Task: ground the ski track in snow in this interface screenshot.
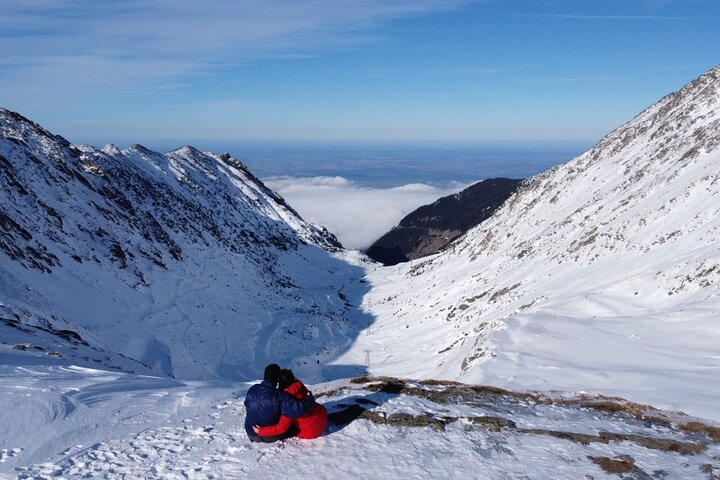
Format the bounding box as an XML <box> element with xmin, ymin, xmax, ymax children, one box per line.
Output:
<box><xmin>254</xmin><ymin>311</ymin><xmax>291</xmax><ymax>369</ymax></box>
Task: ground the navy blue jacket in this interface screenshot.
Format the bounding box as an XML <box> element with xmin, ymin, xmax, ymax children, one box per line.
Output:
<box><xmin>244</xmin><ymin>380</ymin><xmax>315</xmax><ymax>437</ymax></box>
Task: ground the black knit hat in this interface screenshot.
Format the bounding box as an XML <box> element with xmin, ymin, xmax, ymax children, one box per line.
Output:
<box><xmin>279</xmin><ymin>369</ymin><xmax>296</xmax><ymax>390</ymax></box>
<box><xmin>264</xmin><ymin>363</ymin><xmax>281</xmax><ymax>383</ymax></box>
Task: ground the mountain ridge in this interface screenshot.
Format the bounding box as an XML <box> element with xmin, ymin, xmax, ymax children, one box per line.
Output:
<box><xmin>337</xmin><ymin>64</ymin><xmax>720</xmax><ymax>420</ymax></box>
<box><xmin>0</xmin><ymin>107</ymin><xmax>368</xmax><ymax>382</ymax></box>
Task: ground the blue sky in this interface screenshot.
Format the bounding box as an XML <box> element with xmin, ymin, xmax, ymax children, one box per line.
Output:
<box><xmin>1</xmin><ymin>0</ymin><xmax>718</xmax><ymax>147</ymax></box>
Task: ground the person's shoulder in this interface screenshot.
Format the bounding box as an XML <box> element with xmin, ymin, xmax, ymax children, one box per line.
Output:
<box><xmin>246</xmin><ymin>381</ymin><xmax>269</xmax><ymax>397</ymax></box>
<box><xmin>285</xmin><ymin>381</ymin><xmax>306</xmax><ymax>396</ymax></box>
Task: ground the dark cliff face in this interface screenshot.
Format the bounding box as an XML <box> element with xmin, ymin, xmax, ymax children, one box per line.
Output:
<box><xmin>365</xmin><ymin>178</ymin><xmax>523</xmax><ymax>265</ymax></box>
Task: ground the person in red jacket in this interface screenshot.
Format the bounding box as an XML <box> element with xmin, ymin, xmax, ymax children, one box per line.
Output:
<box><xmin>253</xmin><ymin>369</ymin><xmax>327</xmax><ymax>440</ymax></box>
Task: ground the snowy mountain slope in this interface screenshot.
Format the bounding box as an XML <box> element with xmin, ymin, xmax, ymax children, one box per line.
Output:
<box><xmin>0</xmin><ymin>302</ymin><xmax>157</xmax><ymax>376</ymax></box>
<box><xmin>0</xmin><ymin>108</ymin><xmax>372</xmax><ymax>382</ymax></box>
<box><xmin>3</xmin><ymin>370</ymin><xmax>719</xmax><ymax>479</ymax></box>
<box><xmin>337</xmin><ymin>65</ymin><xmax>720</xmax><ymax>420</ymax></box>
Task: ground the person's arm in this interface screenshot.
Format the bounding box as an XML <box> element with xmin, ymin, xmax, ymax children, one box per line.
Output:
<box><xmin>280</xmin><ymin>391</ymin><xmax>315</xmax><ymax>418</ymax></box>
<box><xmin>301</xmin><ymin>393</ymin><xmax>315</xmax><ymax>412</ymax></box>
<box><xmin>256</xmin><ymin>415</ymin><xmax>293</xmax><ymax>437</ymax></box>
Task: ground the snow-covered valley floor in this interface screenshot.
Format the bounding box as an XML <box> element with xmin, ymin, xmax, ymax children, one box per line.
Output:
<box><xmin>2</xmin><ymin>364</ymin><xmax>719</xmax><ymax>479</ymax></box>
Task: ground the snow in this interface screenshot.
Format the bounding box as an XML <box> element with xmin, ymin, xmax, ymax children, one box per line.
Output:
<box><xmin>3</xmin><ymin>370</ymin><xmax>719</xmax><ymax>479</ymax></box>
<box><xmin>0</xmin><ymin>364</ymin><xmax>239</xmax><ymax>477</ymax></box>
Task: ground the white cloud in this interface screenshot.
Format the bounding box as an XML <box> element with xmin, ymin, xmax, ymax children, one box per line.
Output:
<box><xmin>265</xmin><ymin>176</ymin><xmax>469</xmax><ymax>250</ymax></box>
<box><xmin>0</xmin><ymin>0</ymin><xmax>469</xmax><ymax>100</ymax></box>
<box><xmin>516</xmin><ymin>13</ymin><xmax>687</xmax><ymax>21</ymax></box>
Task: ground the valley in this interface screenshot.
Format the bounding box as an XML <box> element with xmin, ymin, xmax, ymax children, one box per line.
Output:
<box><xmin>1</xmin><ymin>64</ymin><xmax>720</xmax><ymax>478</ymax></box>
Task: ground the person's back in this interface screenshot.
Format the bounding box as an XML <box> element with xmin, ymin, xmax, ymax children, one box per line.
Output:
<box><xmin>284</xmin><ymin>380</ymin><xmax>328</xmax><ymax>439</ymax></box>
<box><xmin>244</xmin><ymin>380</ymin><xmax>283</xmax><ymax>437</ymax></box>
<box><xmin>244</xmin><ymin>364</ymin><xmax>315</xmax><ymax>442</ymax></box>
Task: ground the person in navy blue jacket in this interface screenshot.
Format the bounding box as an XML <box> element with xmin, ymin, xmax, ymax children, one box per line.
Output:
<box><xmin>244</xmin><ymin>363</ymin><xmax>316</xmax><ymax>442</ymax></box>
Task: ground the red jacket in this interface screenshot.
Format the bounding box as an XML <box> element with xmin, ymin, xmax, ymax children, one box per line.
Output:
<box><xmin>257</xmin><ymin>381</ymin><xmax>327</xmax><ymax>439</ymax></box>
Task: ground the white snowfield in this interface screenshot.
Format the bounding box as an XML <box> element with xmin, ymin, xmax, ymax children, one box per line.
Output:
<box><xmin>1</xmin><ymin>64</ymin><xmax>720</xmax><ymax>477</ymax></box>
<box><xmin>2</xmin><ymin>368</ymin><xmax>719</xmax><ymax>479</ymax></box>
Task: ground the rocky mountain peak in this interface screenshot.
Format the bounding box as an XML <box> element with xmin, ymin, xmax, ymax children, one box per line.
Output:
<box><xmin>170</xmin><ymin>145</ymin><xmax>202</xmax><ymax>157</ymax></box>
<box><xmin>101</xmin><ymin>144</ymin><xmax>123</xmax><ymax>157</ymax></box>
<box><xmin>585</xmin><ymin>63</ymin><xmax>720</xmax><ymax>168</ymax></box>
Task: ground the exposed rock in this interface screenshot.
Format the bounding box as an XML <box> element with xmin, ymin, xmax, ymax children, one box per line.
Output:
<box><xmin>366</xmin><ymin>177</ymin><xmax>522</xmax><ymax>265</ymax></box>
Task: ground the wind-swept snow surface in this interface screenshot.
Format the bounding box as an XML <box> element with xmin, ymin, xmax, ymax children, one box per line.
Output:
<box><xmin>3</xmin><ymin>371</ymin><xmax>719</xmax><ymax>479</ymax></box>
<box><xmin>340</xmin><ymin>65</ymin><xmax>720</xmax><ymax>421</ymax></box>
